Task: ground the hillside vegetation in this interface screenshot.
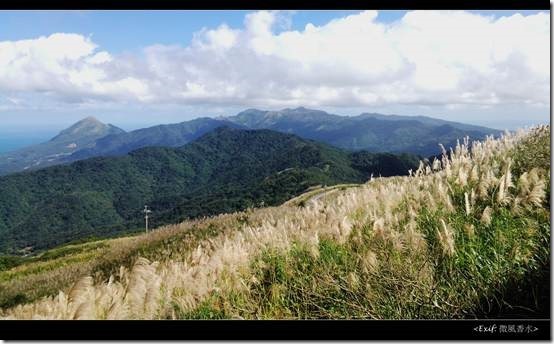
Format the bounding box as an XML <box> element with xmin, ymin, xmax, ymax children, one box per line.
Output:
<box><xmin>67</xmin><ymin>117</ymin><xmax>245</xmax><ymax>161</ymax></box>
<box><xmin>227</xmin><ymin>107</ymin><xmax>501</xmax><ymax>155</ymax></box>
<box><xmin>0</xmin><ymin>108</ymin><xmax>498</xmax><ymax>176</ymax></box>
<box><xmin>0</xmin><ymin>127</ymin><xmax>419</xmax><ymax>254</ymax></box>
<box><xmin>0</xmin><ymin>125</ymin><xmax>549</xmax><ymax>319</ymax></box>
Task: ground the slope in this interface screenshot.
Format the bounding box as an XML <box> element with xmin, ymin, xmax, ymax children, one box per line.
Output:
<box><xmin>0</xmin><ymin>127</ymin><xmax>420</xmax><ymax>254</ymax></box>
<box><xmin>0</xmin><ymin>125</ymin><xmax>548</xmax><ymax>319</ymax></box>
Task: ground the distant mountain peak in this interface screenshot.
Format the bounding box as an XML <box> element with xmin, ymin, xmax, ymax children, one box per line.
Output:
<box><xmin>235</xmin><ymin>107</ymin><xmax>323</xmax><ymax>119</ymax></box>
<box><xmin>0</xmin><ymin>116</ymin><xmax>126</xmax><ymax>175</ymax></box>
<box><xmin>64</xmin><ymin>116</ymin><xmax>106</xmax><ymax>132</ymax></box>
<box><xmin>50</xmin><ymin>116</ymin><xmax>125</xmax><ymax>144</ymax></box>
<box><xmin>81</xmin><ymin>115</ymin><xmax>101</xmax><ymax>123</ymax></box>
<box><xmin>289</xmin><ymin>106</ymin><xmax>313</xmax><ymax>112</ymax></box>
<box><xmin>280</xmin><ymin>106</ymin><xmax>323</xmax><ymax>113</ymax></box>
<box><xmin>236</xmin><ymin>108</ymin><xmax>265</xmax><ymax>116</ymax></box>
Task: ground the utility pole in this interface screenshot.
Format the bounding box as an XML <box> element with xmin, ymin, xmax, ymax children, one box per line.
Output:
<box><xmin>143</xmin><ymin>205</ymin><xmax>152</xmax><ymax>232</ymax></box>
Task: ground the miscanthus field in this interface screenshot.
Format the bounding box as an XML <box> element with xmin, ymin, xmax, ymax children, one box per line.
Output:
<box><xmin>0</xmin><ymin>126</ymin><xmax>550</xmax><ymax>319</ymax></box>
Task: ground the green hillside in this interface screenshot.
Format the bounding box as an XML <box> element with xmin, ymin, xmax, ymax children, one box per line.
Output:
<box><xmin>0</xmin><ymin>127</ymin><xmax>419</xmax><ymax>254</ymax></box>
<box><xmin>67</xmin><ymin>117</ymin><xmax>245</xmax><ymax>161</ymax></box>
<box><xmin>0</xmin><ymin>126</ymin><xmax>548</xmax><ymax>319</ymax></box>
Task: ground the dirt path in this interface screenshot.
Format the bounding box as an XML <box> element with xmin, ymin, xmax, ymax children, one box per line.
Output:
<box><xmin>306</xmin><ymin>188</ymin><xmax>339</xmax><ymax>205</ymax></box>
<box><xmin>284</xmin><ymin>183</ymin><xmax>360</xmax><ymax>207</ymax></box>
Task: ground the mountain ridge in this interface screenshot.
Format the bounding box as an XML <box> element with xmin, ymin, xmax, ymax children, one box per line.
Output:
<box><xmin>0</xmin><ymin>108</ymin><xmax>500</xmax><ymax>176</ymax></box>
<box><xmin>225</xmin><ymin>107</ymin><xmax>502</xmax><ymax>154</ymax></box>
<box><xmin>68</xmin><ymin>117</ymin><xmax>245</xmax><ymax>160</ymax></box>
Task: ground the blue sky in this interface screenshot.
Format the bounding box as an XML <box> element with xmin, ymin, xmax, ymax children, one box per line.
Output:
<box><xmin>0</xmin><ymin>10</ymin><xmax>550</xmax><ymax>138</ymax></box>
<box><xmin>0</xmin><ymin>10</ymin><xmax>378</xmax><ymax>54</ymax></box>
<box><xmin>0</xmin><ymin>10</ymin><xmax>545</xmax><ymax>53</ymax></box>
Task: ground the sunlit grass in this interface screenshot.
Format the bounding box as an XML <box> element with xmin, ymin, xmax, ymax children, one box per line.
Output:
<box><xmin>0</xmin><ymin>126</ymin><xmax>549</xmax><ymax>319</ymax></box>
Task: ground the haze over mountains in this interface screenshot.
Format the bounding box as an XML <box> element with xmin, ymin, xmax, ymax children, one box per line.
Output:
<box><xmin>0</xmin><ymin>127</ymin><xmax>420</xmax><ymax>253</ymax></box>
<box><xmin>0</xmin><ymin>108</ymin><xmax>501</xmax><ymax>176</ymax></box>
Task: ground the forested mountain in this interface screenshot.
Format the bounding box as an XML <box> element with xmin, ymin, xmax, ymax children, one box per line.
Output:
<box><xmin>67</xmin><ymin>117</ymin><xmax>245</xmax><ymax>161</ymax></box>
<box><xmin>0</xmin><ymin>127</ymin><xmax>420</xmax><ymax>254</ymax></box>
<box><xmin>0</xmin><ymin>108</ymin><xmax>499</xmax><ymax>176</ymax></box>
<box><xmin>225</xmin><ymin>107</ymin><xmax>502</xmax><ymax>155</ymax></box>
<box><xmin>0</xmin><ymin>117</ymin><xmax>124</xmax><ymax>175</ymax></box>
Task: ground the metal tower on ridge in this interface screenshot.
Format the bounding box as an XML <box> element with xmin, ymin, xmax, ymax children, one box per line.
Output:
<box><xmin>143</xmin><ymin>205</ymin><xmax>152</xmax><ymax>232</ymax></box>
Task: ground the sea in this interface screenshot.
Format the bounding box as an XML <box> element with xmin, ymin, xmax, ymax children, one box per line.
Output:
<box><xmin>0</xmin><ymin>131</ymin><xmax>57</xmax><ymax>154</ymax></box>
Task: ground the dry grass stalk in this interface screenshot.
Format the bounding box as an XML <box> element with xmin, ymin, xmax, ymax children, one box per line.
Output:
<box><xmin>1</xmin><ymin>126</ymin><xmax>548</xmax><ymax>320</ymax></box>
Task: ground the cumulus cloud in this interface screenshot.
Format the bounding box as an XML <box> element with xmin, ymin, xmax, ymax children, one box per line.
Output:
<box><xmin>0</xmin><ymin>33</ymin><xmax>150</xmax><ymax>103</ymax></box>
<box><xmin>0</xmin><ymin>10</ymin><xmax>549</xmax><ymax>109</ymax></box>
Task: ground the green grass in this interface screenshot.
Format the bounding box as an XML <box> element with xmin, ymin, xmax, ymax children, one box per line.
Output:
<box><xmin>1</xmin><ymin>127</ymin><xmax>549</xmax><ymax>320</ymax></box>
<box><xmin>171</xmin><ymin>128</ymin><xmax>551</xmax><ymax>319</ymax></box>
<box><xmin>178</xmin><ymin>196</ymin><xmax>549</xmax><ymax>320</ymax></box>
<box><xmin>0</xmin><ymin>211</ymin><xmax>252</xmax><ymax>311</ymax></box>
<box><xmin>173</xmin><ymin>296</ymin><xmax>229</xmax><ymax>319</ymax></box>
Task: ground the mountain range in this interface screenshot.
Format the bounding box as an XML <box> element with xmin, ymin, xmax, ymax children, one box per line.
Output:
<box><xmin>225</xmin><ymin>107</ymin><xmax>501</xmax><ymax>154</ymax></box>
<box><xmin>68</xmin><ymin>117</ymin><xmax>245</xmax><ymax>160</ymax></box>
<box><xmin>0</xmin><ymin>127</ymin><xmax>420</xmax><ymax>254</ymax></box>
<box><xmin>0</xmin><ymin>108</ymin><xmax>501</xmax><ymax>176</ymax></box>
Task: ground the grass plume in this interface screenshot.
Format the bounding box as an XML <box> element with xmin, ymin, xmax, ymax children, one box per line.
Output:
<box><xmin>0</xmin><ymin>126</ymin><xmax>549</xmax><ymax>320</ymax></box>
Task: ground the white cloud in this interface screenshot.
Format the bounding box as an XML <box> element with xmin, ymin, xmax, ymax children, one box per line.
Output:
<box><xmin>0</xmin><ymin>33</ymin><xmax>149</xmax><ymax>102</ymax></box>
<box><xmin>0</xmin><ymin>10</ymin><xmax>549</xmax><ymax>110</ymax></box>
